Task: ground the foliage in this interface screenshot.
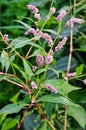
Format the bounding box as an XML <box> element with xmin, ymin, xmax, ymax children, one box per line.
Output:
<box><xmin>0</xmin><ymin>0</ymin><xmax>86</xmax><ymax>130</ymax></box>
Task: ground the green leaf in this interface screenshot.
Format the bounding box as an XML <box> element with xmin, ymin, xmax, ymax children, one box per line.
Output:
<box><xmin>12</xmin><ymin>63</ymin><xmax>28</xmax><ymax>80</ymax></box>
<box><xmin>23</xmin><ymin>59</ymin><xmax>33</xmax><ymax>81</ymax></box>
<box><xmin>10</xmin><ymin>37</ymin><xmax>41</xmax><ymax>50</ymax></box>
<box><xmin>1</xmin><ymin>116</ymin><xmax>20</xmax><ymax>130</ymax></box>
<box><xmin>0</xmin><ymin>114</ymin><xmax>7</xmax><ymax>124</ymax></box>
<box><xmin>43</xmin><ymin>29</ymin><xmax>57</xmax><ymax>35</ymax></box>
<box><xmin>42</xmin><ymin>79</ymin><xmax>80</xmax><ymax>95</ymax></box>
<box><xmin>35</xmin><ymin>68</ymin><xmax>46</xmax><ymax>75</ymax></box>
<box><xmin>76</xmin><ymin>64</ymin><xmax>84</xmax><ymax>76</ymax></box>
<box><xmin>30</xmin><ymin>48</ymin><xmax>45</xmax><ymax>57</ymax></box>
<box><xmin>10</xmin><ymin>91</ymin><xmax>21</xmax><ymax>103</ymax></box>
<box><xmin>0</xmin><ymin>103</ymin><xmax>26</xmax><ymax>114</ymax></box>
<box><xmin>14</xmin><ymin>20</ymin><xmax>31</xmax><ymax>29</ymax></box>
<box><xmin>38</xmin><ymin>94</ymin><xmax>74</xmax><ymax>106</ymax></box>
<box><xmin>0</xmin><ymin>50</ymin><xmax>7</xmax><ymax>70</ymax></box>
<box><xmin>67</xmin><ymin>105</ymin><xmax>86</xmax><ymax>129</ymax></box>
<box><xmin>0</xmin><ymin>51</ymin><xmax>15</xmax><ymax>72</ymax></box>
<box><xmin>76</xmin><ymin>3</ymin><xmax>86</xmax><ymax>13</ymax></box>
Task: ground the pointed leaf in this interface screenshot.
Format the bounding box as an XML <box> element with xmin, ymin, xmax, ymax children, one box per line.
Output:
<box><xmin>0</xmin><ymin>103</ymin><xmax>26</xmax><ymax>114</ymax></box>
<box><xmin>12</xmin><ymin>63</ymin><xmax>28</xmax><ymax>80</ymax></box>
<box><xmin>35</xmin><ymin>68</ymin><xmax>46</xmax><ymax>75</ymax></box>
<box><xmin>76</xmin><ymin>64</ymin><xmax>84</xmax><ymax>76</ymax></box>
<box><xmin>0</xmin><ymin>114</ymin><xmax>7</xmax><ymax>124</ymax></box>
<box><xmin>23</xmin><ymin>59</ymin><xmax>33</xmax><ymax>81</ymax></box>
<box><xmin>10</xmin><ymin>37</ymin><xmax>41</xmax><ymax>50</ymax></box>
<box><xmin>10</xmin><ymin>91</ymin><xmax>20</xmax><ymax>103</ymax></box>
<box><xmin>38</xmin><ymin>94</ymin><xmax>74</xmax><ymax>106</ymax></box>
<box><xmin>42</xmin><ymin>79</ymin><xmax>80</xmax><ymax>95</ymax></box>
<box><xmin>67</xmin><ymin>105</ymin><xmax>86</xmax><ymax>129</ymax></box>
<box><xmin>1</xmin><ymin>116</ymin><xmax>20</xmax><ymax>130</ymax></box>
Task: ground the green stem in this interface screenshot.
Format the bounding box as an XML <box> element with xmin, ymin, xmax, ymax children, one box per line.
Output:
<box><xmin>40</xmin><ymin>0</ymin><xmax>54</xmax><ymax>31</ymax></box>
<box><xmin>54</xmin><ymin>20</ymin><xmax>61</xmax><ymax>44</ymax></box>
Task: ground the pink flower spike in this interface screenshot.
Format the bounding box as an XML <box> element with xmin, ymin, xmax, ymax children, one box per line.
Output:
<box><xmin>3</xmin><ymin>34</ymin><xmax>9</xmax><ymax>43</ymax></box>
<box><xmin>55</xmin><ymin>37</ymin><xmax>67</xmax><ymax>52</ymax></box>
<box><xmin>67</xmin><ymin>72</ymin><xmax>76</xmax><ymax>77</ymax></box>
<box><xmin>83</xmin><ymin>79</ymin><xmax>86</xmax><ymax>85</ymax></box>
<box><xmin>50</xmin><ymin>7</ymin><xmax>56</xmax><ymax>14</ymax></box>
<box><xmin>34</xmin><ymin>13</ymin><xmax>41</xmax><ymax>20</ymax></box>
<box><xmin>32</xmin><ymin>66</ymin><xmax>37</xmax><ymax>72</ymax></box>
<box><xmin>46</xmin><ymin>84</ymin><xmax>58</xmax><ymax>94</ymax></box>
<box><xmin>27</xmin><ymin>4</ymin><xmax>39</xmax><ymax>13</ymax></box>
<box><xmin>25</xmin><ymin>28</ymin><xmax>37</xmax><ymax>36</ymax></box>
<box><xmin>56</xmin><ymin>9</ymin><xmax>67</xmax><ymax>21</ymax></box>
<box><xmin>31</xmin><ymin>81</ymin><xmax>37</xmax><ymax>89</ymax></box>
<box><xmin>38</xmin><ymin>32</ymin><xmax>53</xmax><ymax>47</ymax></box>
<box><xmin>36</xmin><ymin>54</ymin><xmax>45</xmax><ymax>67</ymax></box>
<box><xmin>64</xmin><ymin>72</ymin><xmax>76</xmax><ymax>81</ymax></box>
<box><xmin>66</xmin><ymin>18</ymin><xmax>84</xmax><ymax>27</ymax></box>
<box><xmin>45</xmin><ymin>55</ymin><xmax>53</xmax><ymax>64</ymax></box>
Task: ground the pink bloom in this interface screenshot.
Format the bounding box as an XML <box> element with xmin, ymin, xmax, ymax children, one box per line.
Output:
<box><xmin>56</xmin><ymin>9</ymin><xmax>67</xmax><ymax>21</ymax></box>
<box><xmin>67</xmin><ymin>72</ymin><xmax>76</xmax><ymax>77</ymax></box>
<box><xmin>55</xmin><ymin>37</ymin><xmax>67</xmax><ymax>52</ymax></box>
<box><xmin>64</xmin><ymin>72</ymin><xmax>76</xmax><ymax>80</ymax></box>
<box><xmin>3</xmin><ymin>34</ymin><xmax>9</xmax><ymax>43</ymax></box>
<box><xmin>34</xmin><ymin>13</ymin><xmax>41</xmax><ymax>20</ymax></box>
<box><xmin>31</xmin><ymin>81</ymin><xmax>37</xmax><ymax>89</ymax></box>
<box><xmin>83</xmin><ymin>79</ymin><xmax>86</xmax><ymax>85</ymax></box>
<box><xmin>66</xmin><ymin>18</ymin><xmax>84</xmax><ymax>27</ymax></box>
<box><xmin>27</xmin><ymin>4</ymin><xmax>39</xmax><ymax>13</ymax></box>
<box><xmin>46</xmin><ymin>84</ymin><xmax>58</xmax><ymax>94</ymax></box>
<box><xmin>32</xmin><ymin>66</ymin><xmax>37</xmax><ymax>72</ymax></box>
<box><xmin>36</xmin><ymin>54</ymin><xmax>45</xmax><ymax>67</ymax></box>
<box><xmin>45</xmin><ymin>55</ymin><xmax>53</xmax><ymax>64</ymax></box>
<box><xmin>25</xmin><ymin>28</ymin><xmax>37</xmax><ymax>36</ymax></box>
<box><xmin>50</xmin><ymin>7</ymin><xmax>56</xmax><ymax>14</ymax></box>
<box><xmin>38</xmin><ymin>31</ymin><xmax>53</xmax><ymax>47</ymax></box>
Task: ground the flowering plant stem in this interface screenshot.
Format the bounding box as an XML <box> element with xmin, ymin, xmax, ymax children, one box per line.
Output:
<box><xmin>16</xmin><ymin>95</ymin><xmax>56</xmax><ymax>130</ymax></box>
<box><xmin>64</xmin><ymin>13</ymin><xmax>73</xmax><ymax>130</ymax></box>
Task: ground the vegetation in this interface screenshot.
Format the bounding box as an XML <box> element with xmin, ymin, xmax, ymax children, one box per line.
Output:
<box><xmin>0</xmin><ymin>0</ymin><xmax>86</xmax><ymax>130</ymax></box>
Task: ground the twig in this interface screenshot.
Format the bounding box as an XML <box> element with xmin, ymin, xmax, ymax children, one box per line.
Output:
<box><xmin>35</xmin><ymin>100</ymin><xmax>56</xmax><ymax>130</ymax></box>
<box><xmin>3</xmin><ymin>77</ymin><xmax>29</xmax><ymax>91</ymax></box>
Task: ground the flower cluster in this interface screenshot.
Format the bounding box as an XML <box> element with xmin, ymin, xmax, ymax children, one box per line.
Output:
<box><xmin>39</xmin><ymin>31</ymin><xmax>53</xmax><ymax>47</ymax></box>
<box><xmin>45</xmin><ymin>84</ymin><xmax>58</xmax><ymax>94</ymax></box>
<box><xmin>66</xmin><ymin>18</ymin><xmax>84</xmax><ymax>28</ymax></box>
<box><xmin>3</xmin><ymin>34</ymin><xmax>9</xmax><ymax>43</ymax></box>
<box><xmin>55</xmin><ymin>37</ymin><xmax>67</xmax><ymax>52</ymax></box>
<box><xmin>32</xmin><ymin>66</ymin><xmax>37</xmax><ymax>72</ymax></box>
<box><xmin>36</xmin><ymin>54</ymin><xmax>53</xmax><ymax>67</ymax></box>
<box><xmin>64</xmin><ymin>72</ymin><xmax>76</xmax><ymax>80</ymax></box>
<box><xmin>27</xmin><ymin>4</ymin><xmax>41</xmax><ymax>20</ymax></box>
<box><xmin>36</xmin><ymin>54</ymin><xmax>45</xmax><ymax>67</ymax></box>
<box><xmin>83</xmin><ymin>79</ymin><xmax>86</xmax><ymax>85</ymax></box>
<box><xmin>31</xmin><ymin>81</ymin><xmax>37</xmax><ymax>89</ymax></box>
<box><xmin>45</xmin><ymin>55</ymin><xmax>53</xmax><ymax>64</ymax></box>
<box><xmin>25</xmin><ymin>29</ymin><xmax>53</xmax><ymax>47</ymax></box>
<box><xmin>67</xmin><ymin>72</ymin><xmax>76</xmax><ymax>77</ymax></box>
<box><xmin>27</xmin><ymin>4</ymin><xmax>39</xmax><ymax>13</ymax></box>
<box><xmin>34</xmin><ymin>13</ymin><xmax>41</xmax><ymax>20</ymax></box>
<box><xmin>56</xmin><ymin>9</ymin><xmax>67</xmax><ymax>21</ymax></box>
<box><xmin>50</xmin><ymin>7</ymin><xmax>56</xmax><ymax>14</ymax></box>
<box><xmin>25</xmin><ymin>28</ymin><xmax>37</xmax><ymax>36</ymax></box>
